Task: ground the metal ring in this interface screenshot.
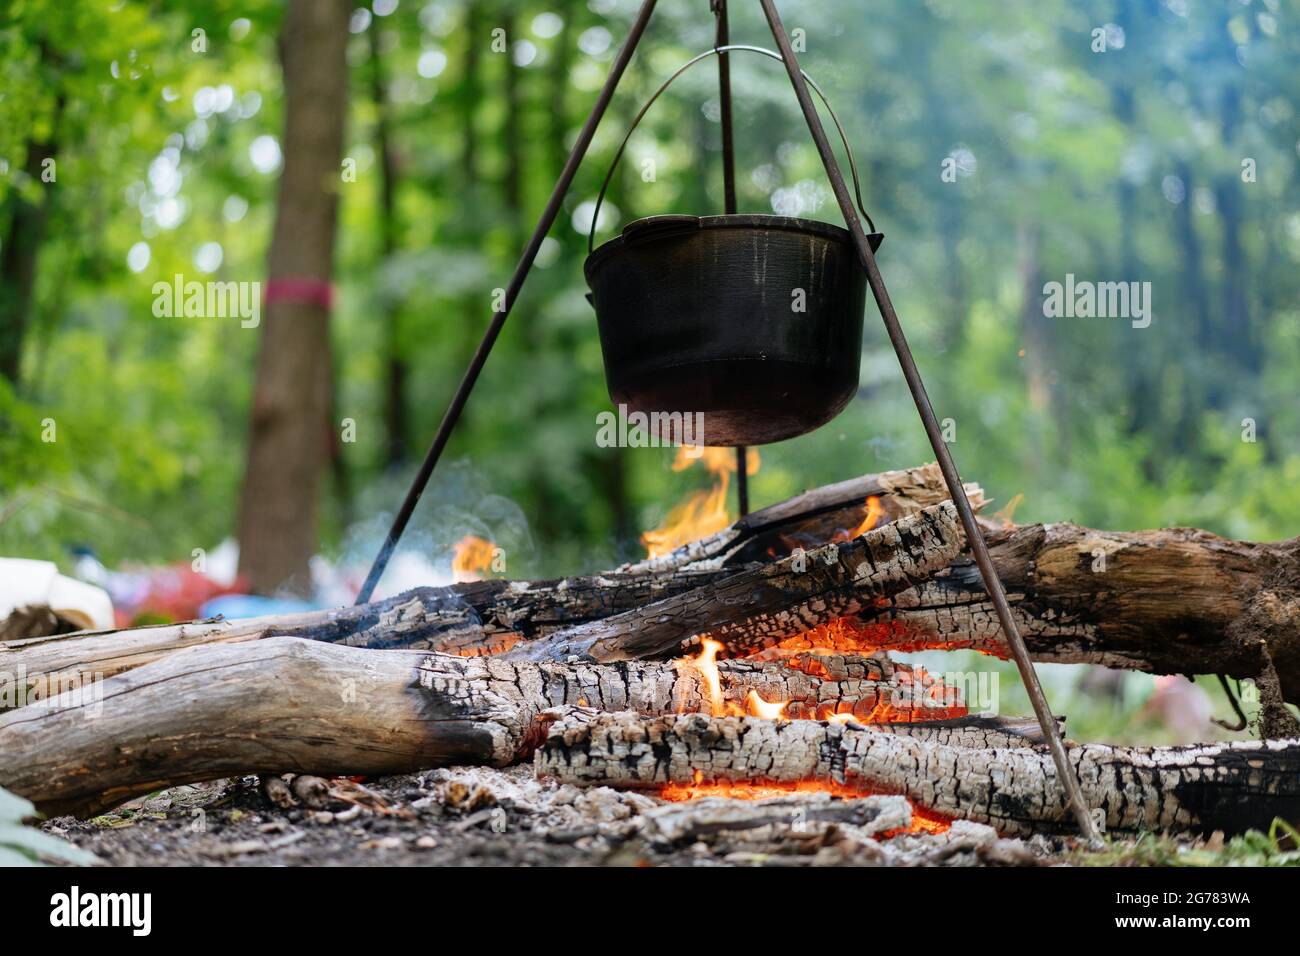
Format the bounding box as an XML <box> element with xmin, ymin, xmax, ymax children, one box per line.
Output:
<box><xmin>587</xmin><ymin>44</ymin><xmax>877</xmax><ymax>254</ymax></box>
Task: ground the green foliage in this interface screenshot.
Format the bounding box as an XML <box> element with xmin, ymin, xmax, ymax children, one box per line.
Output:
<box><xmin>1</xmin><ymin>0</ymin><xmax>1298</xmax><ymax>589</ymax></box>
<box><xmin>1076</xmin><ymin>819</ymin><xmax>1300</xmax><ymax>867</ymax></box>
<box><xmin>0</xmin><ymin>785</ymin><xmax>98</xmax><ymax>866</ymax></box>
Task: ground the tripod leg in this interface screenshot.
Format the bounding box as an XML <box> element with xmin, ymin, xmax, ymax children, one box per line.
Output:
<box><xmin>756</xmin><ymin>0</ymin><xmax>1101</xmax><ymax>845</ymax></box>
<box><xmin>712</xmin><ymin>0</ymin><xmax>750</xmax><ymax>516</ymax></box>
<box><xmin>355</xmin><ymin>0</ymin><xmax>661</xmax><ymax>604</ymax></box>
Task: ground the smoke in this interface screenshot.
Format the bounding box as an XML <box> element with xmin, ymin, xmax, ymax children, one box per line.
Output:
<box><xmin>325</xmin><ymin>459</ymin><xmax>534</xmax><ymax>603</ymax></box>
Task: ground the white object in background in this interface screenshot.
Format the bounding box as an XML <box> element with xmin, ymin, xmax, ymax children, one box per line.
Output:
<box><xmin>0</xmin><ymin>558</ymin><xmax>115</xmax><ymax>632</ymax></box>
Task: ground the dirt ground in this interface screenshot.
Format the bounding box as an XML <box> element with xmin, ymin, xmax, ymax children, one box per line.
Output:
<box><xmin>42</xmin><ymin>767</ymin><xmax>1073</xmax><ymax>867</ymax></box>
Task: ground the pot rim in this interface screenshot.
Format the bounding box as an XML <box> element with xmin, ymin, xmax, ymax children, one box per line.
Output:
<box><xmin>583</xmin><ymin>213</ymin><xmax>855</xmax><ymax>280</ymax></box>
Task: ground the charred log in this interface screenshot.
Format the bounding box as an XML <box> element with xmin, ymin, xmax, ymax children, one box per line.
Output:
<box><xmin>865</xmin><ymin>522</ymin><xmax>1300</xmax><ymax>711</ymax></box>
<box><xmin>512</xmin><ymin>502</ymin><xmax>963</xmax><ymax>662</ymax></box>
<box><xmin>0</xmin><ymin>464</ymin><xmax>959</xmax><ymax>697</ymax></box>
<box><xmin>0</xmin><ymin>638</ymin><xmax>930</xmax><ymax>816</ymax></box>
<box><xmin>535</xmin><ymin>711</ymin><xmax>1300</xmax><ymax>836</ymax></box>
<box><xmin>626</xmin><ymin>461</ymin><xmax>983</xmax><ymax>572</ymax></box>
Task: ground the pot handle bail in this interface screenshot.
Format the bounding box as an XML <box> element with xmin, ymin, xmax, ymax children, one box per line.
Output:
<box><xmin>587</xmin><ymin>44</ymin><xmax>877</xmax><ymax>254</ymax></box>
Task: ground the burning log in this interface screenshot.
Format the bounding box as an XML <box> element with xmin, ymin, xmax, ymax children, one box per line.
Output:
<box><xmin>7</xmin><ymin>633</ymin><xmax>1297</xmax><ymax>839</ymax></box>
<box><xmin>638</xmin><ymin>792</ymin><xmax>912</xmax><ymax>846</ymax></box>
<box><xmin>6</xmin><ymin>467</ymin><xmax>1298</xmax><ymax>714</ymax></box>
<box><xmin>534</xmin><ymin>711</ymin><xmax>1300</xmax><ymax>836</ymax></box>
<box><xmin>0</xmin><ymin>464</ymin><xmax>960</xmax><ymax>700</ymax></box>
<box><xmin>866</xmin><ymin>714</ymin><xmax>1063</xmax><ymax>749</ymax></box>
<box><xmin>511</xmin><ymin>502</ymin><xmax>963</xmax><ymax>662</ymax></box>
<box><xmin>0</xmin><ymin>637</ymin><xmax>942</xmax><ymax>816</ymax></box>
<box><xmin>626</xmin><ymin>461</ymin><xmax>982</xmax><ymax>572</ymax></box>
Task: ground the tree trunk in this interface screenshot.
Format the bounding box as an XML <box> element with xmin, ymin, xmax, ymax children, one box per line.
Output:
<box><xmin>0</xmin><ymin>69</ymin><xmax>62</xmax><ymax>385</ymax></box>
<box><xmin>236</xmin><ymin>0</ymin><xmax>349</xmax><ymax>595</ymax></box>
<box><xmin>370</xmin><ymin>24</ymin><xmax>407</xmax><ymax>467</ymax></box>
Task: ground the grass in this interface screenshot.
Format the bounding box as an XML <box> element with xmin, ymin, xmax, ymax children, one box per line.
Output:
<box><xmin>1073</xmin><ymin>819</ymin><xmax>1300</xmax><ymax>867</ymax></box>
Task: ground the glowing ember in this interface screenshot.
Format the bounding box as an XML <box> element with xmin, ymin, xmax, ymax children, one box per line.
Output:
<box><xmin>641</xmin><ymin>446</ymin><xmax>760</xmax><ymax>559</ymax></box>
<box><xmin>451</xmin><ymin>534</ymin><xmax>498</xmax><ymax>583</ymax></box>
<box><xmin>440</xmin><ymin>633</ymin><xmax>522</xmax><ymax>657</ymax></box>
<box><xmin>657</xmin><ymin>774</ymin><xmax>874</xmax><ymax>802</ymax></box>
<box><xmin>884</xmin><ymin>805</ymin><xmax>953</xmax><ymax>836</ymax></box>
<box><xmin>749</xmin><ymin>616</ymin><xmax>964</xmax><ymax>661</ymax></box>
<box><xmin>654</xmin><ymin>774</ymin><xmax>953</xmax><ymax>835</ymax></box>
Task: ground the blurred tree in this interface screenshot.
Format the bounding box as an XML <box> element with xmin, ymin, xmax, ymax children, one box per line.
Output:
<box><xmin>0</xmin><ymin>42</ymin><xmax>61</xmax><ymax>385</ymax></box>
<box><xmin>236</xmin><ymin>0</ymin><xmax>349</xmax><ymax>595</ymax></box>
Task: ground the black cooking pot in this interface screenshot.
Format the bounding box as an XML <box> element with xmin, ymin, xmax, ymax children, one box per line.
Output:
<box><xmin>584</xmin><ymin>46</ymin><xmax>882</xmax><ymax>447</ymax></box>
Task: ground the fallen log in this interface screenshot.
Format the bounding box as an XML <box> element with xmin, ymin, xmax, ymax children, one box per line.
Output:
<box><xmin>858</xmin><ymin>522</ymin><xmax>1300</xmax><ymax>717</ymax></box>
<box><xmin>511</xmin><ymin>502</ymin><xmax>963</xmax><ymax>662</ymax></box>
<box><xmin>535</xmin><ymin>711</ymin><xmax>1300</xmax><ymax>836</ymax></box>
<box><xmin>0</xmin><ymin>637</ymin><xmax>937</xmax><ymax>816</ymax></box>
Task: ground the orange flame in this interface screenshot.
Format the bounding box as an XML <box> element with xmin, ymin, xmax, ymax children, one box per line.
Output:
<box><xmin>744</xmin><ymin>689</ymin><xmax>789</xmax><ymax>721</ymax></box>
<box><xmin>682</xmin><ymin>637</ymin><xmax>728</xmax><ymax>716</ymax></box>
<box><xmin>451</xmin><ymin>534</ymin><xmax>497</xmax><ymax>583</ymax></box>
<box><xmin>678</xmin><ymin>637</ymin><xmax>788</xmax><ymax>721</ymax></box>
<box><xmin>833</xmin><ymin>495</ymin><xmax>884</xmax><ymax>541</ymax></box>
<box><xmin>641</xmin><ymin>447</ymin><xmax>760</xmax><ymax>559</ymax></box>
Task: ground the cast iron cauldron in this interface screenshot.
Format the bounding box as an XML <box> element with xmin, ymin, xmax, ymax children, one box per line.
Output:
<box><xmin>584</xmin><ymin>46</ymin><xmax>883</xmax><ymax>447</ymax></box>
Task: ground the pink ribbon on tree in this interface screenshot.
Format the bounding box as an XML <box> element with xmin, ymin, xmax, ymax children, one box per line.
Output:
<box><xmin>264</xmin><ymin>276</ymin><xmax>335</xmax><ymax>310</ymax></box>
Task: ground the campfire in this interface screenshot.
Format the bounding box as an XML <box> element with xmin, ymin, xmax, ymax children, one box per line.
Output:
<box><xmin>642</xmin><ymin>446</ymin><xmax>760</xmax><ymax>559</ymax></box>
<box><xmin>451</xmin><ymin>534</ymin><xmax>497</xmax><ymax>583</ymax></box>
<box><xmin>4</xmin><ymin>462</ymin><xmax>1300</xmax><ymax>865</ymax></box>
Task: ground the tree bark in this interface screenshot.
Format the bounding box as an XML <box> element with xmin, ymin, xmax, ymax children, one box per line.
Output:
<box><xmin>236</xmin><ymin>0</ymin><xmax>349</xmax><ymax>595</ymax></box>
<box><xmin>369</xmin><ymin>23</ymin><xmax>407</xmax><ymax>467</ymax></box>
<box><xmin>535</xmin><ymin>711</ymin><xmax>1300</xmax><ymax>836</ymax></box>
<box><xmin>862</xmin><ymin>521</ymin><xmax>1300</xmax><ymax>710</ymax></box>
<box><xmin>0</xmin><ymin>60</ymin><xmax>62</xmax><ymax>385</ymax></box>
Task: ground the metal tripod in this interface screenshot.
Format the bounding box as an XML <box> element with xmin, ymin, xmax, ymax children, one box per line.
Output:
<box><xmin>354</xmin><ymin>0</ymin><xmax>1101</xmax><ymax>844</ymax></box>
